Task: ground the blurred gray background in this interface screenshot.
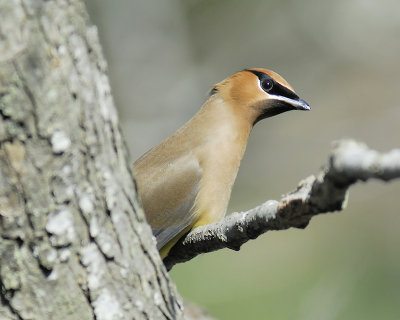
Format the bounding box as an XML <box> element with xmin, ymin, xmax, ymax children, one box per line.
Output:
<box><xmin>86</xmin><ymin>1</ymin><xmax>400</xmax><ymax>319</ymax></box>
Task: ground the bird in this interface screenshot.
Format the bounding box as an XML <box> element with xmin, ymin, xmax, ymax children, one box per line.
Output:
<box><xmin>134</xmin><ymin>68</ymin><xmax>310</xmax><ymax>258</ymax></box>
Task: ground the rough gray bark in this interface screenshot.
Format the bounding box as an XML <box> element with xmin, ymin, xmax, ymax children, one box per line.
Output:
<box><xmin>164</xmin><ymin>140</ymin><xmax>400</xmax><ymax>270</ymax></box>
<box><xmin>0</xmin><ymin>1</ymin><xmax>183</xmax><ymax>319</ymax></box>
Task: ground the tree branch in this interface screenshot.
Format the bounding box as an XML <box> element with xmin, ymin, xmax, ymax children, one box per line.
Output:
<box><xmin>164</xmin><ymin>140</ymin><xmax>400</xmax><ymax>270</ymax></box>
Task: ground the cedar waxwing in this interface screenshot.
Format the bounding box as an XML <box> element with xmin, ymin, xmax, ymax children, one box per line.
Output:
<box><xmin>134</xmin><ymin>68</ymin><xmax>310</xmax><ymax>258</ymax></box>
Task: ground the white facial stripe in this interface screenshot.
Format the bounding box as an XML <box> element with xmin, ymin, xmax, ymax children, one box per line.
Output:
<box><xmin>256</xmin><ymin>79</ymin><xmax>263</xmax><ymax>92</ymax></box>
<box><xmin>270</xmin><ymin>95</ymin><xmax>298</xmax><ymax>105</ymax></box>
<box><xmin>269</xmin><ymin>94</ymin><xmax>310</xmax><ymax>110</ymax></box>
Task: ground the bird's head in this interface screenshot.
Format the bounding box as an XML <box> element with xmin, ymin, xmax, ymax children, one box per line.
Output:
<box><xmin>210</xmin><ymin>68</ymin><xmax>310</xmax><ymax>125</ymax></box>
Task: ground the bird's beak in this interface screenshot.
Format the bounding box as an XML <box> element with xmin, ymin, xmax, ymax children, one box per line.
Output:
<box><xmin>293</xmin><ymin>98</ymin><xmax>311</xmax><ymax>111</ymax></box>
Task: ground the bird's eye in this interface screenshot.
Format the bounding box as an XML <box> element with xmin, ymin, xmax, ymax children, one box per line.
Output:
<box><xmin>261</xmin><ymin>79</ymin><xmax>274</xmax><ymax>92</ymax></box>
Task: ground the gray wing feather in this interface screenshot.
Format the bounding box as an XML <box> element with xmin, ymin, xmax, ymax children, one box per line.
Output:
<box><xmin>135</xmin><ymin>154</ymin><xmax>202</xmax><ymax>250</ymax></box>
<box><xmin>153</xmin><ymin>172</ymin><xmax>200</xmax><ymax>249</ymax></box>
<box><xmin>153</xmin><ymin>225</ymin><xmax>189</xmax><ymax>250</ymax></box>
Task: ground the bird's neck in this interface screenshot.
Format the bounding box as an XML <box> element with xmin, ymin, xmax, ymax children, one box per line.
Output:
<box><xmin>188</xmin><ymin>96</ymin><xmax>254</xmax><ymax>225</ymax></box>
<box><xmin>195</xmin><ymin>96</ymin><xmax>253</xmax><ymax>151</ymax></box>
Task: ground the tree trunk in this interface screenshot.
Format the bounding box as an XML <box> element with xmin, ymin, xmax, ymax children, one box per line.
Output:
<box><xmin>0</xmin><ymin>1</ymin><xmax>183</xmax><ymax>319</ymax></box>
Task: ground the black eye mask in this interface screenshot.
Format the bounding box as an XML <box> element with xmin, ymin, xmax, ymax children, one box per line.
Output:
<box><xmin>246</xmin><ymin>69</ymin><xmax>300</xmax><ymax>101</ymax></box>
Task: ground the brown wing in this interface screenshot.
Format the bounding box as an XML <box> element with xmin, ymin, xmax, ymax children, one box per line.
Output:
<box><xmin>134</xmin><ymin>153</ymin><xmax>202</xmax><ymax>250</ymax></box>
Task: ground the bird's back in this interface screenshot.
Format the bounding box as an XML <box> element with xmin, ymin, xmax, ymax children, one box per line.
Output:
<box><xmin>134</xmin><ymin>117</ymin><xmax>204</xmax><ymax>251</ymax></box>
<box><xmin>134</xmin><ymin>96</ymin><xmax>251</xmax><ymax>255</ymax></box>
